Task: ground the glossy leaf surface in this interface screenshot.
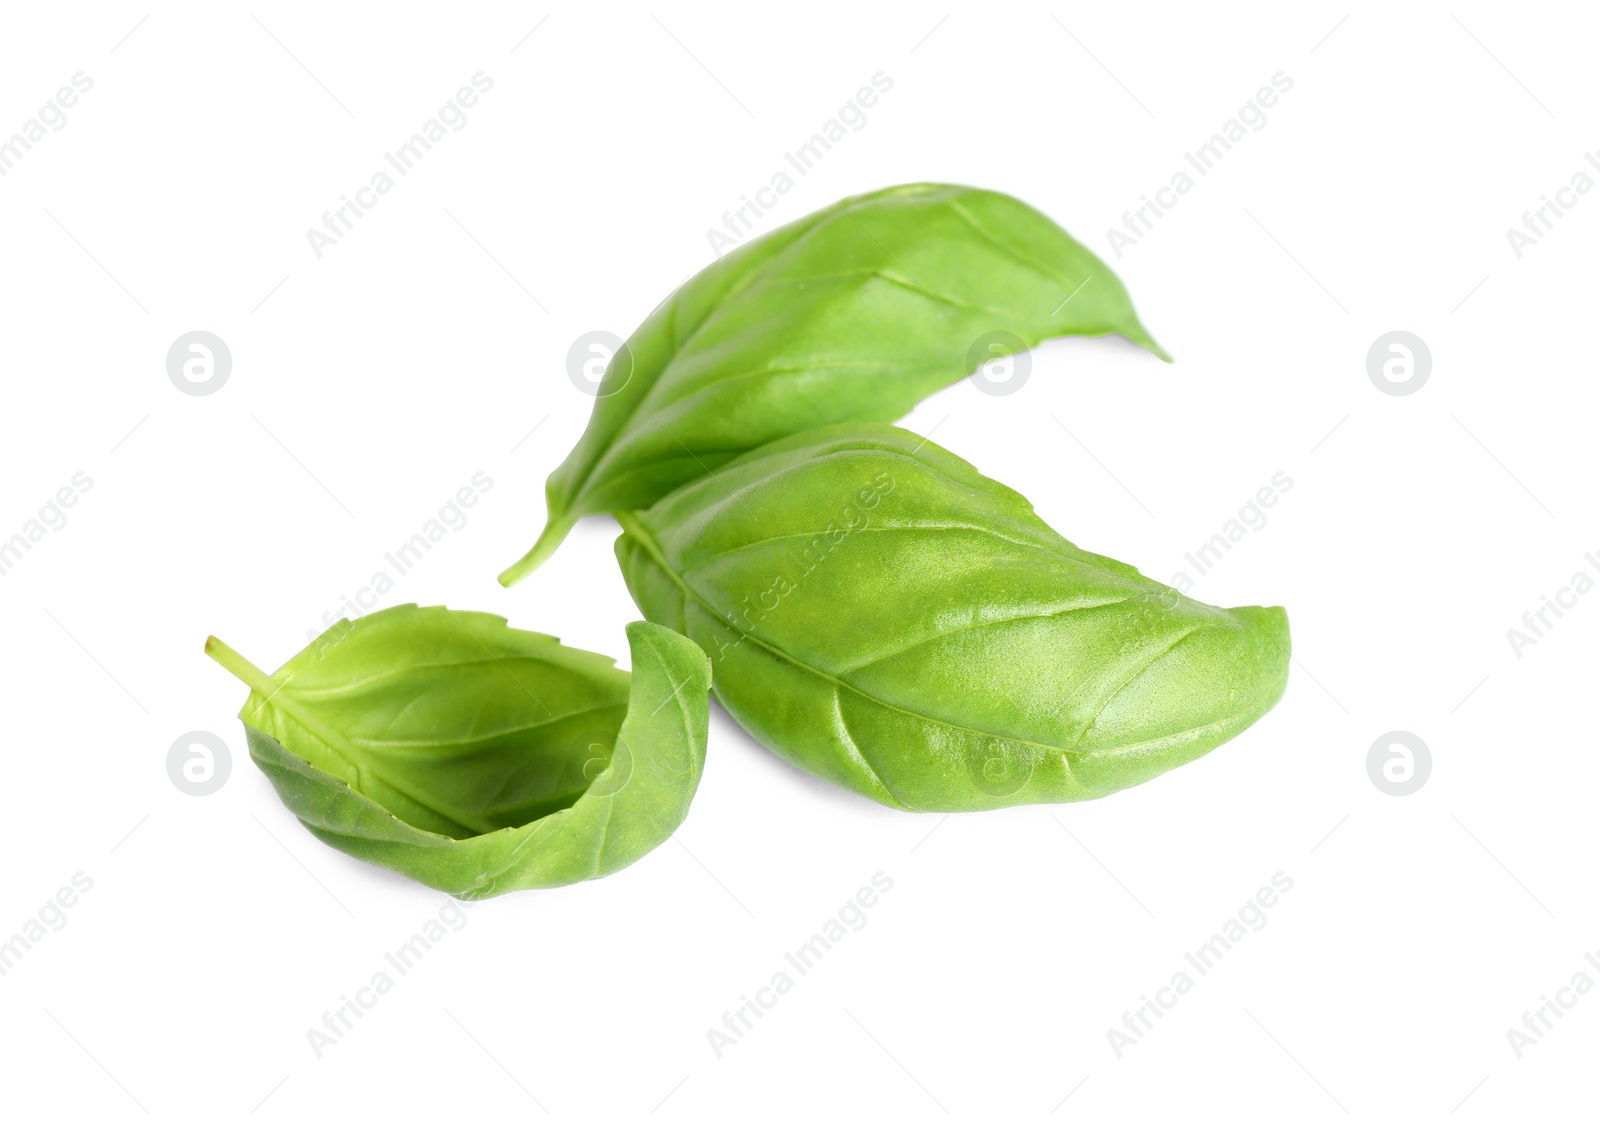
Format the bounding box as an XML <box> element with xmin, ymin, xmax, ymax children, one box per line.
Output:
<box><xmin>502</xmin><ymin>182</ymin><xmax>1167</xmax><ymax>583</ymax></box>
<box><xmin>206</xmin><ymin>606</ymin><xmax>711</xmax><ymax>897</ymax></box>
<box><xmin>616</xmin><ymin>426</ymin><xmax>1288</xmax><ymax>812</ymax></box>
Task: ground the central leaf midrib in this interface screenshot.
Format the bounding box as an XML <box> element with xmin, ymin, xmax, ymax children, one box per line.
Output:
<box><xmin>619</xmin><ymin>511</ymin><xmax>1190</xmax><ymax>762</ymax></box>
<box><xmin>252</xmin><ymin>679</ymin><xmax>516</xmax><ymax>837</ymax></box>
<box><xmin>564</xmin><ymin>195</ymin><xmax>864</xmax><ymax>508</ymax></box>
<box><xmin>356</xmin><ymin>701</ymin><xmax>626</xmax><ymax>749</ymax></box>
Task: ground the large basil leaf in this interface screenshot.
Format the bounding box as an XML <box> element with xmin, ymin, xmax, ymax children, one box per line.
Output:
<box><xmin>614</xmin><ymin>425</ymin><xmax>1288</xmax><ymax>812</ymax></box>
<box><xmin>501</xmin><ymin>182</ymin><xmax>1168</xmax><ymax>585</ymax></box>
<box><xmin>205</xmin><ymin>606</ymin><xmax>711</xmax><ymax>897</ymax></box>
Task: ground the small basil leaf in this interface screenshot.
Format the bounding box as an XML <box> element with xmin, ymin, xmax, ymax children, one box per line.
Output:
<box><xmin>614</xmin><ymin>425</ymin><xmax>1288</xmax><ymax>812</ymax></box>
<box><xmin>501</xmin><ymin>182</ymin><xmax>1167</xmax><ymax>585</ymax></box>
<box><xmin>205</xmin><ymin>606</ymin><xmax>711</xmax><ymax>897</ymax></box>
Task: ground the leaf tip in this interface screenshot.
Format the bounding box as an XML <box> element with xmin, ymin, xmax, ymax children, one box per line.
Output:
<box><xmin>1132</xmin><ymin>329</ymin><xmax>1173</xmax><ymax>364</ymax></box>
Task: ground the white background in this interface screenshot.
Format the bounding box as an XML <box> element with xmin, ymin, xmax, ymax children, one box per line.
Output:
<box><xmin>0</xmin><ymin>2</ymin><xmax>1594</xmax><ymax>1123</ymax></box>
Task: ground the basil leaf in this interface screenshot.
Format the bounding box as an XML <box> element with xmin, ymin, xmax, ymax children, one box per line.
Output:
<box><xmin>501</xmin><ymin>182</ymin><xmax>1168</xmax><ymax>585</ymax></box>
<box><xmin>205</xmin><ymin>606</ymin><xmax>711</xmax><ymax>897</ymax></box>
<box><xmin>614</xmin><ymin>425</ymin><xmax>1288</xmax><ymax>812</ymax></box>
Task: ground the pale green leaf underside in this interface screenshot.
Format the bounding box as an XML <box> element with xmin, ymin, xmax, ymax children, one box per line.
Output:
<box><xmin>208</xmin><ymin>607</ymin><xmax>711</xmax><ymax>897</ymax></box>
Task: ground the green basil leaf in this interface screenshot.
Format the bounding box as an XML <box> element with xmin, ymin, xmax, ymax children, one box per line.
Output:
<box><xmin>614</xmin><ymin>425</ymin><xmax>1288</xmax><ymax>812</ymax></box>
<box><xmin>501</xmin><ymin>182</ymin><xmax>1168</xmax><ymax>585</ymax></box>
<box><xmin>205</xmin><ymin>606</ymin><xmax>711</xmax><ymax>897</ymax></box>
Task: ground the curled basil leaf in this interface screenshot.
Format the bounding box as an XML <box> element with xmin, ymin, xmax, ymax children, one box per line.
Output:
<box><xmin>501</xmin><ymin>182</ymin><xmax>1168</xmax><ymax>585</ymax></box>
<box><xmin>205</xmin><ymin>606</ymin><xmax>711</xmax><ymax>897</ymax></box>
<box><xmin>614</xmin><ymin>425</ymin><xmax>1288</xmax><ymax>812</ymax></box>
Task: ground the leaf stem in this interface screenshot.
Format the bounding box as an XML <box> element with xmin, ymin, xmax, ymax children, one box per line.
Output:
<box><xmin>498</xmin><ymin>512</ymin><xmax>577</xmax><ymax>587</ymax></box>
<box><xmin>612</xmin><ymin>509</ymin><xmax>646</xmax><ymax>543</ymax></box>
<box><xmin>205</xmin><ymin>633</ymin><xmax>500</xmax><ymax>837</ymax></box>
<box><xmin>204</xmin><ymin>635</ymin><xmax>278</xmax><ymax>696</ymax></box>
